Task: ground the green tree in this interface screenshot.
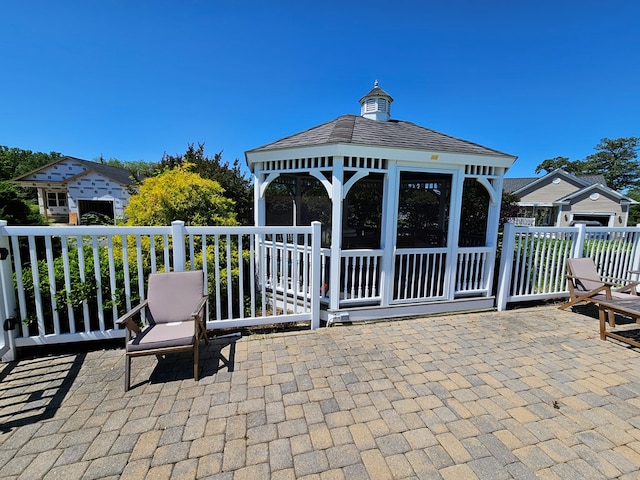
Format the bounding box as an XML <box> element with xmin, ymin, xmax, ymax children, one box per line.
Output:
<box><xmin>0</xmin><ymin>181</ymin><xmax>45</xmax><ymax>225</ymax></box>
<box><xmin>0</xmin><ymin>146</ymin><xmax>61</xmax><ymax>181</ymax></box>
<box><xmin>103</xmin><ymin>157</ymin><xmax>157</xmax><ymax>180</ymax></box>
<box><xmin>534</xmin><ymin>156</ymin><xmax>583</xmax><ymax>176</ymax></box>
<box><xmin>627</xmin><ymin>188</ymin><xmax>640</xmax><ymax>226</ymax></box>
<box><xmin>499</xmin><ymin>192</ymin><xmax>521</xmax><ymax>229</ymax></box>
<box><xmin>535</xmin><ymin>137</ymin><xmax>640</xmax><ymax>192</ymax></box>
<box><xmin>124</xmin><ymin>165</ymin><xmax>237</xmax><ymax>226</ymax></box>
<box><xmin>158</xmin><ymin>143</ymin><xmax>253</xmax><ymax>225</ymax></box>
<box><xmin>582</xmin><ymin>137</ymin><xmax>640</xmax><ymax>192</ymax></box>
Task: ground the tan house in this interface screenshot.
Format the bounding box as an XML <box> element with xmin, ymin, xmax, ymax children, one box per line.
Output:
<box><xmin>503</xmin><ymin>169</ymin><xmax>636</xmax><ymax>227</ymax></box>
<box><xmin>13</xmin><ymin>156</ymin><xmax>138</xmax><ymax>224</ymax></box>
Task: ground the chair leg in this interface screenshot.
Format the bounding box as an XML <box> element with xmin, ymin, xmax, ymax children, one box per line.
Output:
<box><xmin>125</xmin><ymin>355</ymin><xmax>131</xmax><ymax>392</ymax></box>
<box><xmin>194</xmin><ymin>339</ymin><xmax>200</xmax><ymax>382</ymax></box>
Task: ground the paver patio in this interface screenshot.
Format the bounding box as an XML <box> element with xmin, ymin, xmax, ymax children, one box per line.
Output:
<box><xmin>2</xmin><ymin>305</ymin><xmax>640</xmax><ymax>479</ymax></box>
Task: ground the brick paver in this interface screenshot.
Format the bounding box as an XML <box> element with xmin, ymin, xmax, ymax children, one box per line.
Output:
<box><xmin>2</xmin><ymin>305</ymin><xmax>640</xmax><ymax>479</ymax></box>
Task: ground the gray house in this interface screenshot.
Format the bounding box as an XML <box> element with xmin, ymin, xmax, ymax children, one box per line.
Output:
<box><xmin>504</xmin><ymin>169</ymin><xmax>636</xmax><ymax>227</ymax></box>
<box><xmin>13</xmin><ymin>156</ymin><xmax>138</xmax><ymax>224</ymax></box>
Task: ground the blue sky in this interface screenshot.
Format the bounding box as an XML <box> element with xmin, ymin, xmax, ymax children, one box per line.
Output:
<box><xmin>1</xmin><ymin>1</ymin><xmax>638</xmax><ymax>179</ymax></box>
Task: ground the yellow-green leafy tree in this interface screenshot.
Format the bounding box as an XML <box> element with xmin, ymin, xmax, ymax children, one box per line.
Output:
<box><xmin>124</xmin><ymin>164</ymin><xmax>237</xmax><ymax>226</ymax></box>
<box><xmin>122</xmin><ymin>165</ymin><xmax>244</xmax><ymax>318</ymax></box>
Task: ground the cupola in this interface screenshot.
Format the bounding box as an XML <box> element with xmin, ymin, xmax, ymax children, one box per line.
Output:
<box><xmin>359</xmin><ymin>80</ymin><xmax>393</xmax><ymax>121</ymax></box>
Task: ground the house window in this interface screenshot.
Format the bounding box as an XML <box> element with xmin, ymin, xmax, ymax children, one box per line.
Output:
<box><xmin>47</xmin><ymin>192</ymin><xmax>67</xmax><ymax>207</ymax></box>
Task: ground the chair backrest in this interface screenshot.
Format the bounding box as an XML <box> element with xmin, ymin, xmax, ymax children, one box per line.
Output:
<box><xmin>566</xmin><ymin>257</ymin><xmax>603</xmax><ymax>292</ymax></box>
<box><xmin>147</xmin><ymin>270</ymin><xmax>205</xmax><ymax>324</ymax></box>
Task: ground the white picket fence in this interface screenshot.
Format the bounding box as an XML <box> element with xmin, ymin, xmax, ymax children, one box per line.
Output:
<box><xmin>0</xmin><ymin>220</ymin><xmax>320</xmax><ymax>361</ymax></box>
<box><xmin>496</xmin><ymin>223</ymin><xmax>640</xmax><ymax>310</ymax></box>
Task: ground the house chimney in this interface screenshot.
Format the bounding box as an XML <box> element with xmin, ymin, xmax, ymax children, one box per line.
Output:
<box><xmin>359</xmin><ymin>80</ymin><xmax>393</xmax><ymax>121</ymax></box>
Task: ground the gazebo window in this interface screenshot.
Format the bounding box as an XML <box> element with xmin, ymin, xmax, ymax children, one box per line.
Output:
<box><xmin>459</xmin><ymin>179</ymin><xmax>489</xmax><ymax>247</ymax></box>
<box><xmin>397</xmin><ymin>172</ymin><xmax>451</xmax><ymax>248</ymax></box>
<box><xmin>343</xmin><ymin>174</ymin><xmax>383</xmax><ymax>249</ymax></box>
<box><xmin>264</xmin><ymin>174</ymin><xmax>332</xmax><ymax>247</ymax></box>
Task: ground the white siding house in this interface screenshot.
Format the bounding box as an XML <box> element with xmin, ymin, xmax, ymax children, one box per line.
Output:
<box><xmin>13</xmin><ymin>157</ymin><xmax>138</xmax><ymax>224</ymax></box>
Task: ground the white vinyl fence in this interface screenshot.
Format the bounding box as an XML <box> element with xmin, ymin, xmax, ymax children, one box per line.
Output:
<box><xmin>496</xmin><ymin>223</ymin><xmax>640</xmax><ymax>310</ymax></box>
<box><xmin>0</xmin><ymin>220</ymin><xmax>321</xmax><ymax>361</ymax></box>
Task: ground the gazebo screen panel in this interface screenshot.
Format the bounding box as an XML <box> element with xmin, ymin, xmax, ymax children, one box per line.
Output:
<box><xmin>396</xmin><ymin>172</ymin><xmax>452</xmax><ymax>248</ymax></box>
<box><xmin>459</xmin><ymin>178</ymin><xmax>490</xmax><ymax>247</ymax></box>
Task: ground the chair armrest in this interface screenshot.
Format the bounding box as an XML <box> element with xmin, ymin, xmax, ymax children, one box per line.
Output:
<box><xmin>192</xmin><ymin>295</ymin><xmax>209</xmax><ymax>344</ymax></box>
<box><xmin>116</xmin><ymin>300</ymin><xmax>149</xmax><ymax>333</ymax></box>
<box><xmin>566</xmin><ymin>274</ymin><xmax>614</xmax><ymax>298</ymax></box>
<box><xmin>191</xmin><ymin>296</ymin><xmax>208</xmax><ymax>319</ymax></box>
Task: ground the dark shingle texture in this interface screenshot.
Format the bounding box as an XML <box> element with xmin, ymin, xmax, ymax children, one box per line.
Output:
<box><xmin>72</xmin><ymin>157</ymin><xmax>137</xmax><ymax>185</ymax></box>
<box><xmin>503</xmin><ymin>173</ymin><xmax>608</xmax><ymax>193</ymax></box>
<box><xmin>247</xmin><ymin>115</ymin><xmax>512</xmax><ymax>157</ymax></box>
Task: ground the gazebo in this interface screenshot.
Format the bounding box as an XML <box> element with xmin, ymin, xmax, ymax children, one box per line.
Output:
<box><xmin>245</xmin><ymin>82</ymin><xmax>517</xmax><ymax>323</ymax></box>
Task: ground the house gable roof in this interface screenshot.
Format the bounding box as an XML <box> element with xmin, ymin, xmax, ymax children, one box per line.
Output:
<box><xmin>503</xmin><ymin>169</ymin><xmax>607</xmax><ymax>196</ymax></box>
<box><xmin>555</xmin><ymin>182</ymin><xmax>637</xmax><ymax>205</ymax></box>
<box><xmin>13</xmin><ymin>156</ymin><xmax>137</xmax><ymax>186</ymax></box>
<box><xmin>246</xmin><ymin>114</ymin><xmax>514</xmax><ymax>158</ymax></box>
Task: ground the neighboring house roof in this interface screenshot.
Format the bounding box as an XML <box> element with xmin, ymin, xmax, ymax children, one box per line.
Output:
<box><xmin>555</xmin><ymin>182</ymin><xmax>637</xmax><ymax>205</ymax></box>
<box><xmin>246</xmin><ymin>114</ymin><xmax>514</xmax><ymax>158</ymax></box>
<box><xmin>503</xmin><ymin>169</ymin><xmax>607</xmax><ymax>195</ymax></box>
<box><xmin>13</xmin><ymin>156</ymin><xmax>138</xmax><ymax>186</ymax></box>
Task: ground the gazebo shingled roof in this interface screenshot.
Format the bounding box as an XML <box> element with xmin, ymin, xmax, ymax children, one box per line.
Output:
<box><xmin>246</xmin><ymin>114</ymin><xmax>513</xmax><ymax>158</ymax></box>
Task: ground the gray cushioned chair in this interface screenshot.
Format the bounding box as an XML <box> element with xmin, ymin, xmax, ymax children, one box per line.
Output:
<box><xmin>117</xmin><ymin>270</ymin><xmax>208</xmax><ymax>391</ymax></box>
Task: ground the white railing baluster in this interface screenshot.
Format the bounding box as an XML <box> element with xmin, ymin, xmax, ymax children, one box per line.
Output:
<box><xmin>135</xmin><ymin>235</ymin><xmax>145</xmax><ymax>309</ymax></box>
<box><xmin>150</xmin><ymin>234</ymin><xmax>157</xmax><ymax>273</ymax></box>
<box><xmin>260</xmin><ymin>233</ymin><xmax>267</xmax><ymax>316</ymax></box>
<box><xmin>122</xmin><ymin>234</ymin><xmax>132</xmax><ymax>313</ymax></box>
<box><xmin>225</xmin><ymin>234</ymin><xmax>233</xmax><ymax>318</ymax></box>
<box><xmin>237</xmin><ymin>234</ymin><xmax>244</xmax><ymax>319</ymax></box>
<box><xmin>214</xmin><ymin>234</ymin><xmax>222</xmax><ymax>321</ymax></box>
<box><xmin>270</xmin><ymin>234</ymin><xmax>277</xmax><ymax>316</ymax></box>
<box><xmin>282</xmin><ymin>234</ymin><xmax>288</xmax><ymax>314</ymax></box>
<box><xmin>249</xmin><ymin>233</ymin><xmax>256</xmax><ymax>318</ymax></box>
<box><xmin>364</xmin><ymin>256</ymin><xmax>371</xmax><ymax>298</ymax></box>
<box><xmin>107</xmin><ymin>236</ymin><xmax>118</xmax><ymax>327</ymax></box>
<box><xmin>92</xmin><ymin>236</ymin><xmax>105</xmax><ymax>332</ymax></box>
<box><xmin>44</xmin><ymin>236</ymin><xmax>60</xmax><ymax>335</ymax></box>
<box><xmin>163</xmin><ymin>233</ymin><xmax>170</xmax><ymax>269</ymax></box>
<box><xmin>76</xmin><ymin>235</ymin><xmax>90</xmax><ymax>332</ymax></box>
<box><xmin>9</xmin><ymin>236</ymin><xmax>27</xmax><ymax>338</ymax></box>
<box><xmin>28</xmin><ymin>236</ymin><xmax>46</xmax><ymax>336</ymax></box>
<box><xmin>61</xmin><ymin>236</ymin><xmax>75</xmax><ymax>333</ymax></box>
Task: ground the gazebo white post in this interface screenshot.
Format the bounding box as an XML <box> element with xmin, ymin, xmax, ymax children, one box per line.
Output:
<box><xmin>484</xmin><ymin>174</ymin><xmax>503</xmax><ymax>297</ymax></box>
<box><xmin>254</xmin><ymin>171</ymin><xmax>265</xmax><ymax>226</ymax></box>
<box><xmin>446</xmin><ymin>171</ymin><xmax>465</xmax><ymax>299</ymax></box>
<box><xmin>329</xmin><ymin>157</ymin><xmax>344</xmax><ymax>314</ymax></box>
<box><xmin>379</xmin><ymin>163</ymin><xmax>399</xmax><ymax>306</ymax></box>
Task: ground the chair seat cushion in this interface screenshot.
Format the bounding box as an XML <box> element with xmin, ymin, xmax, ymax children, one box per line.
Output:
<box><xmin>127</xmin><ymin>321</ymin><xmax>195</xmax><ymax>352</ymax></box>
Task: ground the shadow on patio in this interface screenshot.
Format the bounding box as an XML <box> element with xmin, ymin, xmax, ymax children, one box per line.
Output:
<box><xmin>0</xmin><ymin>353</ymin><xmax>85</xmax><ymax>433</ymax></box>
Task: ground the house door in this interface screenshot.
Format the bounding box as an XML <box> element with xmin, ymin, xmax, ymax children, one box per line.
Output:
<box><xmin>392</xmin><ymin>171</ymin><xmax>453</xmax><ymax>303</ymax></box>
